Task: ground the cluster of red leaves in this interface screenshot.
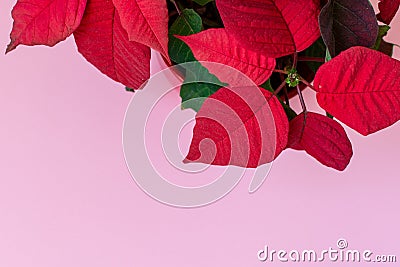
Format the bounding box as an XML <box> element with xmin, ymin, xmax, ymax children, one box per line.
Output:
<box><xmin>181</xmin><ymin>0</ymin><xmax>400</xmax><ymax>171</ymax></box>
<box><xmin>6</xmin><ymin>0</ymin><xmax>170</xmax><ymax>89</ymax></box>
<box><xmin>5</xmin><ymin>0</ymin><xmax>400</xmax><ymax>171</ymax></box>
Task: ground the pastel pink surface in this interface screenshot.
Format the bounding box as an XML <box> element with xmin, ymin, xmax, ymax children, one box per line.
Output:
<box><xmin>0</xmin><ymin>1</ymin><xmax>399</xmax><ymax>267</ymax></box>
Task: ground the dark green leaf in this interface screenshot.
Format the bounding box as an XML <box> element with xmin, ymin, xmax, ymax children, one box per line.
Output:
<box><xmin>168</xmin><ymin>9</ymin><xmax>202</xmax><ymax>64</ymax></box>
<box><xmin>373</xmin><ymin>25</ymin><xmax>390</xmax><ymax>50</ymax></box>
<box><xmin>180</xmin><ymin>62</ymin><xmax>225</xmax><ymax>111</ymax></box>
<box><xmin>192</xmin><ymin>0</ymin><xmax>214</xmax><ymax>6</ymax></box>
<box><xmin>260</xmin><ymin>79</ymin><xmax>274</xmax><ymax>93</ymax></box>
<box><xmin>373</xmin><ymin>25</ymin><xmax>394</xmax><ymax>57</ymax></box>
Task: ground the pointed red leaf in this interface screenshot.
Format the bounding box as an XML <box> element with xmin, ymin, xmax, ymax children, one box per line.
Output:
<box><xmin>314</xmin><ymin>47</ymin><xmax>400</xmax><ymax>136</ymax></box>
<box><xmin>377</xmin><ymin>0</ymin><xmax>400</xmax><ymax>25</ymax></box>
<box><xmin>74</xmin><ymin>0</ymin><xmax>150</xmax><ymax>89</ymax></box>
<box><xmin>185</xmin><ymin>87</ymin><xmax>289</xmax><ymax>168</ymax></box>
<box><xmin>287</xmin><ymin>112</ymin><xmax>353</xmax><ymax>171</ymax></box>
<box><xmin>176</xmin><ymin>29</ymin><xmax>276</xmax><ymax>85</ymax></box>
<box><xmin>112</xmin><ymin>0</ymin><xmax>169</xmax><ymax>61</ymax></box>
<box><xmin>215</xmin><ymin>0</ymin><xmax>321</xmax><ymax>58</ymax></box>
<box><xmin>6</xmin><ymin>0</ymin><xmax>87</xmax><ymax>53</ymax></box>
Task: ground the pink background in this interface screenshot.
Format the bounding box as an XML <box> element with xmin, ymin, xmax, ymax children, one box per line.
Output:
<box><xmin>0</xmin><ymin>1</ymin><xmax>399</xmax><ymax>266</ymax></box>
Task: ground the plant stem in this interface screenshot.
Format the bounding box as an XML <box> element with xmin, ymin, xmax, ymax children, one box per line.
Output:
<box><xmin>292</xmin><ymin>52</ymin><xmax>298</xmax><ymax>69</ymax></box>
<box><xmin>296</xmin><ymin>85</ymin><xmax>307</xmax><ymax>112</ymax></box>
<box><xmin>278</xmin><ymin>72</ymin><xmax>290</xmax><ymax>105</ymax></box>
<box><xmin>273</xmin><ymin>69</ymin><xmax>288</xmax><ymax>74</ymax></box>
<box><xmin>170</xmin><ymin>0</ymin><xmax>181</xmax><ymax>15</ymax></box>
<box><xmin>274</xmin><ymin>80</ymin><xmax>287</xmax><ymax>96</ymax></box>
<box><xmin>283</xmin><ymin>86</ymin><xmax>289</xmax><ymax>105</ymax></box>
<box><xmin>298</xmin><ymin>56</ymin><xmax>325</xmax><ymax>63</ymax></box>
<box><xmin>169</xmin><ymin>10</ymin><xmax>178</xmax><ymax>17</ymax></box>
<box><xmin>300</xmin><ymin>78</ymin><xmax>316</xmax><ymax>91</ymax></box>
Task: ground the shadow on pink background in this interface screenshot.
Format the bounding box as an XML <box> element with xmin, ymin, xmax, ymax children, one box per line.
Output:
<box><xmin>0</xmin><ymin>1</ymin><xmax>399</xmax><ymax>266</ymax></box>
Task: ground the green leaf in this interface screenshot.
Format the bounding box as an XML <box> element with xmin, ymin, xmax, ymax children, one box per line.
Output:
<box><xmin>373</xmin><ymin>25</ymin><xmax>390</xmax><ymax>50</ymax></box>
<box><xmin>125</xmin><ymin>86</ymin><xmax>134</xmax><ymax>92</ymax></box>
<box><xmin>373</xmin><ymin>25</ymin><xmax>394</xmax><ymax>57</ymax></box>
<box><xmin>193</xmin><ymin>0</ymin><xmax>214</xmax><ymax>5</ymax></box>
<box><xmin>180</xmin><ymin>62</ymin><xmax>225</xmax><ymax>111</ymax></box>
<box><xmin>168</xmin><ymin>9</ymin><xmax>202</xmax><ymax>64</ymax></box>
<box><xmin>325</xmin><ymin>49</ymin><xmax>332</xmax><ymax>62</ymax></box>
<box><xmin>259</xmin><ymin>79</ymin><xmax>274</xmax><ymax>93</ymax></box>
<box><xmin>168</xmin><ymin>11</ymin><xmax>225</xmax><ymax>111</ymax></box>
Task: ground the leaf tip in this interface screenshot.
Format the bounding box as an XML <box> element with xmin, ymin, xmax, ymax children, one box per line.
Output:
<box><xmin>173</xmin><ymin>34</ymin><xmax>185</xmax><ymax>41</ymax></box>
<box><xmin>334</xmin><ymin>159</ymin><xmax>352</xmax><ymax>172</ymax></box>
<box><xmin>5</xmin><ymin>41</ymin><xmax>17</xmax><ymax>54</ymax></box>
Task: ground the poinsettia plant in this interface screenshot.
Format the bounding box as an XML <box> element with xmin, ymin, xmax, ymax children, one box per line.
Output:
<box><xmin>5</xmin><ymin>0</ymin><xmax>400</xmax><ymax>171</ymax></box>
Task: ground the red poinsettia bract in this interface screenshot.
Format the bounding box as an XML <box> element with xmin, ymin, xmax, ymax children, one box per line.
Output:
<box><xmin>5</xmin><ymin>0</ymin><xmax>400</xmax><ymax>171</ymax></box>
<box><xmin>6</xmin><ymin>0</ymin><xmax>170</xmax><ymax>89</ymax></box>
